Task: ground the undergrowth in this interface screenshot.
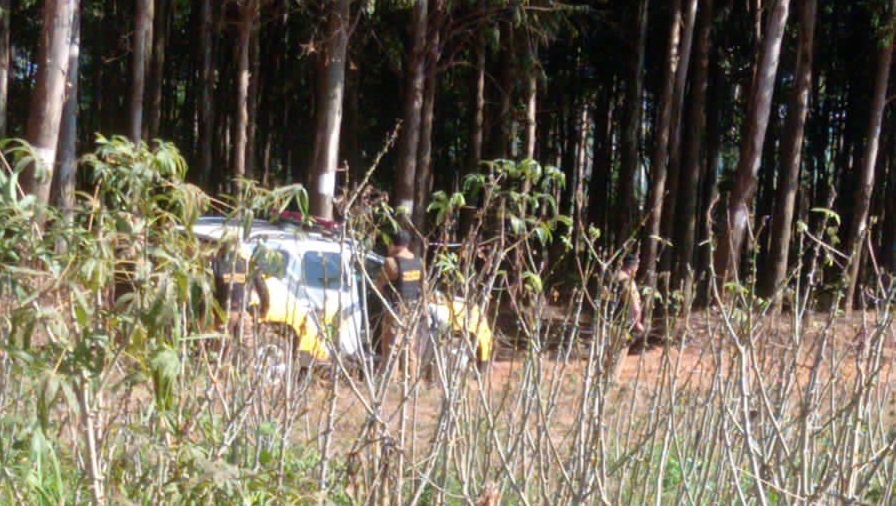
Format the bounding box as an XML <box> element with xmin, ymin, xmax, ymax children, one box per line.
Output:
<box><xmin>1</xmin><ymin>136</ymin><xmax>894</xmax><ymax>505</ymax></box>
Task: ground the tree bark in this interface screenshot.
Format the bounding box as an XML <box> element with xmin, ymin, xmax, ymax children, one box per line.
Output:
<box><xmin>393</xmin><ymin>0</ymin><xmax>429</xmax><ymax>216</ymax></box>
<box><xmin>659</xmin><ymin>0</ymin><xmax>699</xmax><ymax>277</ymax></box>
<box><xmin>713</xmin><ymin>0</ymin><xmax>790</xmax><ymax>283</ymax></box>
<box><xmin>673</xmin><ymin>0</ymin><xmax>715</xmax><ymax>288</ymax></box>
<box><xmin>198</xmin><ymin>0</ymin><xmax>216</xmax><ymax>186</ymax></box>
<box><xmin>639</xmin><ymin>0</ymin><xmax>683</xmax><ymax>280</ymax></box>
<box><xmin>22</xmin><ymin>0</ymin><xmax>75</xmax><ymax>206</ymax></box>
<box><xmin>487</xmin><ymin>22</ymin><xmax>514</xmax><ymax>161</ymax></box>
<box><xmin>232</xmin><ymin>1</ymin><xmax>256</xmax><ymax>189</ymax></box>
<box><xmin>309</xmin><ymin>0</ymin><xmax>351</xmax><ymax>220</ymax></box>
<box><xmin>844</xmin><ymin>1</ymin><xmax>895</xmax><ymax>309</ymax></box>
<box><xmin>764</xmin><ymin>0</ymin><xmax>817</xmax><ymax>303</ymax></box>
<box><xmin>50</xmin><ymin>1</ymin><xmax>80</xmax><ymax>221</ymax></box>
<box><xmin>146</xmin><ymin>0</ymin><xmax>169</xmax><ymax>139</ymax></box>
<box><xmin>343</xmin><ymin>60</ymin><xmax>362</xmax><ymax>183</ymax></box>
<box><xmin>616</xmin><ymin>0</ymin><xmax>648</xmax><ymax>248</ymax></box>
<box><xmin>467</xmin><ymin>33</ymin><xmax>485</xmax><ymax>176</ymax></box>
<box><xmin>129</xmin><ymin>0</ymin><xmax>153</xmax><ymax>143</ymax></box>
<box><xmin>245</xmin><ymin>19</ymin><xmax>260</xmax><ymax>181</ymax></box>
<box><xmin>0</xmin><ymin>0</ymin><xmax>10</xmax><ymax>138</ymax></box>
<box><xmin>413</xmin><ymin>3</ymin><xmax>441</xmax><ymax>232</ymax></box>
<box><xmin>523</xmin><ymin>43</ymin><xmax>537</xmax><ymax>160</ymax></box>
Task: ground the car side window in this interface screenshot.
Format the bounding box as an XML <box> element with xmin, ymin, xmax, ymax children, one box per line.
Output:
<box><xmin>302</xmin><ymin>251</ymin><xmax>344</xmax><ymax>290</ymax></box>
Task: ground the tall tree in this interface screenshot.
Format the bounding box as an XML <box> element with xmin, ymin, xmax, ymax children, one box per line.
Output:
<box><xmin>413</xmin><ymin>1</ymin><xmax>442</xmax><ymax>232</ymax></box>
<box><xmin>231</xmin><ymin>0</ymin><xmax>258</xmax><ymax>189</ymax></box>
<box><xmin>674</xmin><ymin>0</ymin><xmax>715</xmax><ymax>286</ymax></box>
<box><xmin>0</xmin><ymin>0</ymin><xmax>9</xmax><ymax>138</ymax></box>
<box><xmin>129</xmin><ymin>0</ymin><xmax>154</xmax><ymax>143</ymax></box>
<box><xmin>639</xmin><ymin>0</ymin><xmax>683</xmax><ymax>279</ymax></box>
<box><xmin>714</xmin><ymin>0</ymin><xmax>791</xmax><ymax>283</ymax></box>
<box><xmin>659</xmin><ymin>0</ymin><xmax>699</xmax><ymax>276</ymax></box>
<box><xmin>245</xmin><ymin>22</ymin><xmax>260</xmax><ymax>180</ymax></box>
<box><xmin>309</xmin><ymin>0</ymin><xmax>351</xmax><ymax>220</ymax></box>
<box><xmin>146</xmin><ymin>0</ymin><xmax>170</xmax><ymax>139</ymax></box>
<box><xmin>763</xmin><ymin>0</ymin><xmax>817</xmax><ymax>302</ymax></box>
<box><xmin>198</xmin><ymin>0</ymin><xmax>216</xmax><ymax>185</ymax></box>
<box><xmin>616</xmin><ymin>0</ymin><xmax>648</xmax><ymax>248</ymax></box>
<box><xmin>50</xmin><ymin>0</ymin><xmax>80</xmax><ymax>223</ymax></box>
<box><xmin>21</xmin><ymin>0</ymin><xmax>75</xmax><ymax>206</ymax></box>
<box><xmin>844</xmin><ymin>0</ymin><xmax>896</xmax><ymax>308</ymax></box>
<box><xmin>467</xmin><ymin>32</ymin><xmax>485</xmax><ymax>175</ymax></box>
<box><xmin>393</xmin><ymin>0</ymin><xmax>429</xmax><ymax>216</ymax></box>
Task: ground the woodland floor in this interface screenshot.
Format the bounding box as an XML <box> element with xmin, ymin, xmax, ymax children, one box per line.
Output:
<box><xmin>296</xmin><ymin>308</ymin><xmax>896</xmax><ymax>457</ymax></box>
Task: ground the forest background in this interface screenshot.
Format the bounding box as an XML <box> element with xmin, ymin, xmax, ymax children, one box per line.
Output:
<box><xmin>6</xmin><ymin>0</ymin><xmax>896</xmax><ymax>304</ymax></box>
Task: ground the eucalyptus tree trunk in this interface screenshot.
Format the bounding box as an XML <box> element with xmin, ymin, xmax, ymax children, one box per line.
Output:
<box><xmin>309</xmin><ymin>0</ymin><xmax>351</xmax><ymax>220</ymax></box>
<box><xmin>22</xmin><ymin>0</ymin><xmax>75</xmax><ymax>206</ymax></box>
<box><xmin>467</xmin><ymin>33</ymin><xmax>485</xmax><ymax>176</ymax></box>
<box><xmin>658</xmin><ymin>0</ymin><xmax>699</xmax><ymax>277</ymax></box>
<box><xmin>50</xmin><ymin>1</ymin><xmax>80</xmax><ymax>222</ymax></box>
<box><xmin>843</xmin><ymin>0</ymin><xmax>895</xmax><ymax>310</ymax></box>
<box><xmin>231</xmin><ymin>0</ymin><xmax>256</xmax><ymax>190</ymax></box>
<box><xmin>713</xmin><ymin>0</ymin><xmax>790</xmax><ymax>284</ymax></box>
<box><xmin>639</xmin><ymin>0</ymin><xmax>682</xmax><ymax>280</ymax></box>
<box><xmin>523</xmin><ymin>43</ymin><xmax>537</xmax><ymax>160</ymax></box>
<box><xmin>616</xmin><ymin>0</ymin><xmax>648</xmax><ymax>248</ymax></box>
<box><xmin>129</xmin><ymin>0</ymin><xmax>153</xmax><ymax>143</ymax></box>
<box><xmin>413</xmin><ymin>2</ymin><xmax>442</xmax><ymax>232</ymax></box>
<box><xmin>147</xmin><ymin>0</ymin><xmax>169</xmax><ymax>139</ymax></box>
<box><xmin>674</xmin><ymin>0</ymin><xmax>715</xmax><ymax>287</ymax></box>
<box><xmin>486</xmin><ymin>23</ymin><xmax>514</xmax><ymax>161</ymax></box>
<box><xmin>763</xmin><ymin>0</ymin><xmax>817</xmax><ymax>303</ymax></box>
<box><xmin>0</xmin><ymin>0</ymin><xmax>9</xmax><ymax>138</ymax></box>
<box><xmin>393</xmin><ymin>0</ymin><xmax>429</xmax><ymax>216</ymax></box>
<box><xmin>245</xmin><ymin>24</ymin><xmax>260</xmax><ymax>180</ymax></box>
<box><xmin>198</xmin><ymin>0</ymin><xmax>216</xmax><ymax>186</ymax></box>
<box><xmin>344</xmin><ymin>60</ymin><xmax>362</xmax><ymax>183</ymax></box>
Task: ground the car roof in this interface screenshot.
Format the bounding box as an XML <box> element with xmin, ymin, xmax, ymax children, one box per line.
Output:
<box><xmin>187</xmin><ymin>215</ymin><xmax>370</xmax><ymax>257</ymax></box>
<box><xmin>190</xmin><ymin>216</ymin><xmax>286</xmax><ymax>243</ymax></box>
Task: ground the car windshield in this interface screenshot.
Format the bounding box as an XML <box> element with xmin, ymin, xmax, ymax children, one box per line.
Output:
<box><xmin>253</xmin><ymin>247</ymin><xmax>288</xmax><ymax>279</ymax></box>
<box><xmin>303</xmin><ymin>251</ymin><xmax>344</xmax><ymax>289</ymax></box>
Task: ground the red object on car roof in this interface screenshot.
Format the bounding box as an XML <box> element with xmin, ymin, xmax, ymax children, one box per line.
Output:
<box><xmin>275</xmin><ymin>210</ymin><xmax>340</xmax><ymax>230</ymax></box>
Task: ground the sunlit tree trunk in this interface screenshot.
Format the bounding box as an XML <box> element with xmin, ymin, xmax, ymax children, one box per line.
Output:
<box><xmin>467</xmin><ymin>33</ymin><xmax>485</xmax><ymax>176</ymax></box>
<box><xmin>0</xmin><ymin>0</ymin><xmax>9</xmax><ymax>138</ymax></box>
<box><xmin>50</xmin><ymin>1</ymin><xmax>80</xmax><ymax>222</ymax></box>
<box><xmin>22</xmin><ymin>0</ymin><xmax>75</xmax><ymax>206</ymax></box>
<box><xmin>309</xmin><ymin>0</ymin><xmax>351</xmax><ymax>220</ymax></box>
<box><xmin>844</xmin><ymin>0</ymin><xmax>895</xmax><ymax>310</ymax></box>
<box><xmin>675</xmin><ymin>0</ymin><xmax>715</xmax><ymax>287</ymax></box>
<box><xmin>714</xmin><ymin>0</ymin><xmax>790</xmax><ymax>284</ymax></box>
<box><xmin>231</xmin><ymin>1</ymin><xmax>256</xmax><ymax>190</ymax></box>
<box><xmin>394</xmin><ymin>0</ymin><xmax>428</xmax><ymax>216</ymax></box>
<box><xmin>198</xmin><ymin>0</ymin><xmax>216</xmax><ymax>186</ymax></box>
<box><xmin>616</xmin><ymin>0</ymin><xmax>648</xmax><ymax>248</ymax></box>
<box><xmin>764</xmin><ymin>0</ymin><xmax>816</xmax><ymax>304</ymax></box>
<box><xmin>147</xmin><ymin>0</ymin><xmax>169</xmax><ymax>139</ymax></box>
<box><xmin>639</xmin><ymin>0</ymin><xmax>682</xmax><ymax>279</ymax></box>
<box><xmin>129</xmin><ymin>0</ymin><xmax>153</xmax><ymax>143</ymax></box>
<box><xmin>523</xmin><ymin>43</ymin><xmax>537</xmax><ymax>160</ymax></box>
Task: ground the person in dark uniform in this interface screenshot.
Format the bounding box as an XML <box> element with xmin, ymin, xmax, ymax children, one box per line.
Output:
<box><xmin>213</xmin><ymin>240</ymin><xmax>270</xmax><ymax>339</ymax></box>
<box><xmin>376</xmin><ymin>228</ymin><xmax>427</xmax><ymax>378</ymax></box>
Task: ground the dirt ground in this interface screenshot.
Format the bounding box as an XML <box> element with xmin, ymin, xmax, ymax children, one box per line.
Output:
<box><xmin>296</xmin><ymin>308</ymin><xmax>896</xmax><ymax>457</ymax></box>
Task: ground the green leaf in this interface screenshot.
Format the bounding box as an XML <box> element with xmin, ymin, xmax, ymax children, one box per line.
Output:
<box><xmin>809</xmin><ymin>207</ymin><xmax>841</xmax><ymax>226</ymax></box>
